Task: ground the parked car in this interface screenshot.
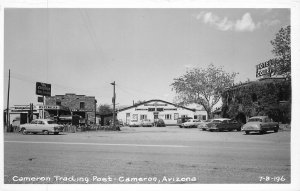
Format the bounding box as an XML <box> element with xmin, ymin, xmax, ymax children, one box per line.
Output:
<box><xmin>141</xmin><ymin>119</ymin><xmax>153</xmax><ymax>127</ymax></box>
<box><xmin>197</xmin><ymin>119</ymin><xmax>213</xmax><ymax>130</ymax></box>
<box><xmin>206</xmin><ymin>118</ymin><xmax>242</xmax><ymax>132</ymax></box>
<box><xmin>182</xmin><ymin>119</ymin><xmax>203</xmax><ymax>128</ymax></box>
<box><xmin>156</xmin><ymin>119</ymin><xmax>165</xmax><ymax>127</ymax></box>
<box><xmin>129</xmin><ymin>120</ymin><xmax>141</xmax><ymax>127</ymax></box>
<box><xmin>177</xmin><ymin>117</ymin><xmax>192</xmax><ymax>128</ymax></box>
<box><xmin>19</xmin><ymin>119</ymin><xmax>64</xmax><ymax>135</ymax></box>
<box><xmin>242</xmin><ymin>116</ymin><xmax>279</xmax><ymax>135</ymax></box>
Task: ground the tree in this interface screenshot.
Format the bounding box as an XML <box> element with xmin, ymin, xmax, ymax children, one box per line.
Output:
<box><xmin>270</xmin><ymin>25</ymin><xmax>291</xmax><ymax>79</ymax></box>
<box><xmin>98</xmin><ymin>104</ymin><xmax>113</xmax><ymax>115</ymax></box>
<box><xmin>171</xmin><ymin>64</ymin><xmax>237</xmax><ymax>119</ymax></box>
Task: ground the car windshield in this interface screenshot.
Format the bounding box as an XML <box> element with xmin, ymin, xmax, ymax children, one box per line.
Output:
<box><xmin>47</xmin><ymin>120</ymin><xmax>56</xmax><ymax>124</ymax></box>
<box><xmin>248</xmin><ymin>118</ymin><xmax>263</xmax><ymax>122</ymax></box>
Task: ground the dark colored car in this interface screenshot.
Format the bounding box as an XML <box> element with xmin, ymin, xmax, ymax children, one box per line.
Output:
<box><xmin>177</xmin><ymin>117</ymin><xmax>192</xmax><ymax>128</ymax></box>
<box><xmin>206</xmin><ymin>118</ymin><xmax>242</xmax><ymax>132</ymax></box>
<box><xmin>156</xmin><ymin>119</ymin><xmax>165</xmax><ymax>127</ymax></box>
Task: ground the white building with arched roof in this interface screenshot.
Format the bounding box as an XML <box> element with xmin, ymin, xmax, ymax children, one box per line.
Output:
<box><xmin>117</xmin><ymin>99</ymin><xmax>207</xmax><ymax>126</ymax></box>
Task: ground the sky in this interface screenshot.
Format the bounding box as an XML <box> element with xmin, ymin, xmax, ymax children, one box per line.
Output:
<box><xmin>3</xmin><ymin>8</ymin><xmax>290</xmax><ymax>108</ymax></box>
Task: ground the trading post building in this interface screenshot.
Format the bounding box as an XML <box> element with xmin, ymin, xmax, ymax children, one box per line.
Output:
<box><xmin>45</xmin><ymin>93</ymin><xmax>97</xmax><ymax>124</ymax></box>
<box><xmin>117</xmin><ymin>99</ymin><xmax>207</xmax><ymax>126</ymax></box>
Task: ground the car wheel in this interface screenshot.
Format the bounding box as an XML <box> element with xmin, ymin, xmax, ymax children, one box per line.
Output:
<box><xmin>21</xmin><ymin>128</ymin><xmax>27</xmax><ymax>135</ymax></box>
<box><xmin>209</xmin><ymin>129</ymin><xmax>213</xmax><ymax>132</ymax></box>
<box><xmin>274</xmin><ymin>127</ymin><xmax>279</xmax><ymax>133</ymax></box>
<box><xmin>54</xmin><ymin>132</ymin><xmax>59</xmax><ymax>135</ymax></box>
<box><xmin>43</xmin><ymin>130</ymin><xmax>49</xmax><ymax>135</ymax></box>
<box><xmin>259</xmin><ymin>130</ymin><xmax>264</xmax><ymax>134</ymax></box>
<box><xmin>245</xmin><ymin>131</ymin><xmax>250</xmax><ymax>135</ymax></box>
<box><xmin>237</xmin><ymin>128</ymin><xmax>241</xmax><ymax>131</ymax></box>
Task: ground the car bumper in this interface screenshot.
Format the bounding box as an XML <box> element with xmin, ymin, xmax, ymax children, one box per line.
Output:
<box><xmin>242</xmin><ymin>126</ymin><xmax>261</xmax><ymax>131</ymax></box>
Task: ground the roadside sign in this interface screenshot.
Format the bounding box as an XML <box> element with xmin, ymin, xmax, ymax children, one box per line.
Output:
<box><xmin>36</xmin><ymin>82</ymin><xmax>51</xmax><ymax>97</ymax></box>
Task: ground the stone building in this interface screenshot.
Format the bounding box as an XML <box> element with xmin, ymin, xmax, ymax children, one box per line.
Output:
<box><xmin>45</xmin><ymin>93</ymin><xmax>97</xmax><ymax>124</ymax></box>
<box><xmin>221</xmin><ymin>78</ymin><xmax>291</xmax><ymax>124</ymax></box>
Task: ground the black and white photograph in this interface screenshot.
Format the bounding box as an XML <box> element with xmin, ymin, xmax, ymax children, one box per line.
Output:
<box><xmin>1</xmin><ymin>0</ymin><xmax>299</xmax><ymax>190</ymax></box>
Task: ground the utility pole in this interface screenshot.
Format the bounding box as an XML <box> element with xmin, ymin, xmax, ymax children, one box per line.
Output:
<box><xmin>110</xmin><ymin>81</ymin><xmax>116</xmax><ymax>130</ymax></box>
<box><xmin>6</xmin><ymin>69</ymin><xmax>11</xmax><ymax>132</ymax></box>
<box><xmin>94</xmin><ymin>99</ymin><xmax>97</xmax><ymax>125</ymax></box>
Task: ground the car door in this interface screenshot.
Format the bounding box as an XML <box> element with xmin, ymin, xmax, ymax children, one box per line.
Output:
<box><xmin>36</xmin><ymin>120</ymin><xmax>45</xmax><ymax>133</ymax></box>
<box><xmin>261</xmin><ymin>118</ymin><xmax>268</xmax><ymax>131</ymax></box>
<box><xmin>27</xmin><ymin>120</ymin><xmax>38</xmax><ymax>132</ymax></box>
<box><xmin>220</xmin><ymin>120</ymin><xmax>227</xmax><ymax>130</ymax></box>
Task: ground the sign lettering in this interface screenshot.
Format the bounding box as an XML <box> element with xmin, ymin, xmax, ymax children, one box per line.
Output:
<box><xmin>36</xmin><ymin>82</ymin><xmax>51</xmax><ymax>97</ymax></box>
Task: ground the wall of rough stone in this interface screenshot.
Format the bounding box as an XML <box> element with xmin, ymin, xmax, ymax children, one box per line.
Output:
<box><xmin>46</xmin><ymin>93</ymin><xmax>96</xmax><ymax>123</ymax></box>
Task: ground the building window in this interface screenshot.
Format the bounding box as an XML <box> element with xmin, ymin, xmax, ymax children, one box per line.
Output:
<box><xmin>140</xmin><ymin>115</ymin><xmax>147</xmax><ymax>120</ymax></box>
<box><xmin>132</xmin><ymin>114</ymin><xmax>138</xmax><ymax>121</ymax></box>
<box><xmin>165</xmin><ymin>114</ymin><xmax>172</xmax><ymax>120</ymax></box>
<box><xmin>156</xmin><ymin>108</ymin><xmax>164</xmax><ymax>112</ymax></box>
<box><xmin>174</xmin><ymin>113</ymin><xmax>179</xmax><ymax>120</ymax></box>
<box><xmin>56</xmin><ymin>100</ymin><xmax>61</xmax><ymax>106</ymax></box>
<box><xmin>202</xmin><ymin>115</ymin><xmax>207</xmax><ymax>120</ymax></box>
<box><xmin>80</xmin><ymin>102</ymin><xmax>85</xmax><ymax>109</ymax></box>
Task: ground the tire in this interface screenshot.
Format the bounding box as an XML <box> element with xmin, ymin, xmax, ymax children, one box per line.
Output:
<box><xmin>21</xmin><ymin>128</ymin><xmax>27</xmax><ymax>135</ymax></box>
<box><xmin>274</xmin><ymin>127</ymin><xmax>279</xmax><ymax>132</ymax></box>
<box><xmin>209</xmin><ymin>129</ymin><xmax>213</xmax><ymax>132</ymax></box>
<box><xmin>43</xmin><ymin>130</ymin><xmax>49</xmax><ymax>135</ymax></box>
<box><xmin>54</xmin><ymin>132</ymin><xmax>59</xmax><ymax>135</ymax></box>
<box><xmin>245</xmin><ymin>131</ymin><xmax>250</xmax><ymax>135</ymax></box>
<box><xmin>236</xmin><ymin>128</ymin><xmax>241</xmax><ymax>131</ymax></box>
<box><xmin>259</xmin><ymin>130</ymin><xmax>264</xmax><ymax>134</ymax></box>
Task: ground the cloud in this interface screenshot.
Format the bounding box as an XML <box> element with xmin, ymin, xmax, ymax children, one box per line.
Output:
<box><xmin>235</xmin><ymin>13</ymin><xmax>257</xmax><ymax>31</ymax></box>
<box><xmin>196</xmin><ymin>12</ymin><xmax>261</xmax><ymax>32</ymax></box>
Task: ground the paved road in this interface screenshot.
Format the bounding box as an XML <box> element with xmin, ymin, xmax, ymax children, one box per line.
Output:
<box><xmin>4</xmin><ymin>126</ymin><xmax>290</xmax><ymax>184</ymax></box>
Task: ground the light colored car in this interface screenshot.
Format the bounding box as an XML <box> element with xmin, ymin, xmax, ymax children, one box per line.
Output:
<box><xmin>177</xmin><ymin>117</ymin><xmax>192</xmax><ymax>128</ymax></box>
<box><xmin>129</xmin><ymin>120</ymin><xmax>141</xmax><ymax>127</ymax></box>
<box><xmin>242</xmin><ymin>116</ymin><xmax>279</xmax><ymax>134</ymax></box>
<box><xmin>19</xmin><ymin>119</ymin><xmax>64</xmax><ymax>135</ymax></box>
<box><xmin>182</xmin><ymin>119</ymin><xmax>203</xmax><ymax>128</ymax></box>
<box><xmin>141</xmin><ymin>119</ymin><xmax>153</xmax><ymax>127</ymax></box>
<box><xmin>197</xmin><ymin>119</ymin><xmax>213</xmax><ymax>130</ymax></box>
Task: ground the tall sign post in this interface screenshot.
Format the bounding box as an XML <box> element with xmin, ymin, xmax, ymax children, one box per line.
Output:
<box><xmin>36</xmin><ymin>82</ymin><xmax>51</xmax><ymax>119</ymax></box>
<box><xmin>6</xmin><ymin>69</ymin><xmax>11</xmax><ymax>132</ymax></box>
<box><xmin>111</xmin><ymin>81</ymin><xmax>116</xmax><ymax>130</ymax></box>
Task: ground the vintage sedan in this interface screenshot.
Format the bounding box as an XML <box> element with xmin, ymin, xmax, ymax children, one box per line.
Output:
<box><xmin>197</xmin><ymin>119</ymin><xmax>213</xmax><ymax>130</ymax></box>
<box><xmin>19</xmin><ymin>119</ymin><xmax>64</xmax><ymax>135</ymax></box>
<box><xmin>206</xmin><ymin>118</ymin><xmax>242</xmax><ymax>132</ymax></box>
<box><xmin>141</xmin><ymin>119</ymin><xmax>154</xmax><ymax>127</ymax></box>
<box><xmin>129</xmin><ymin>120</ymin><xmax>141</xmax><ymax>127</ymax></box>
<box><xmin>182</xmin><ymin>119</ymin><xmax>203</xmax><ymax>128</ymax></box>
<box><xmin>242</xmin><ymin>116</ymin><xmax>279</xmax><ymax>134</ymax></box>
